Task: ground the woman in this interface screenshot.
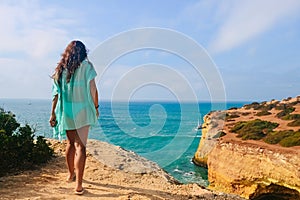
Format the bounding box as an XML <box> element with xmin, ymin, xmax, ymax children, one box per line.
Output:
<box><xmin>49</xmin><ymin>40</ymin><xmax>99</xmax><ymax>195</ymax></box>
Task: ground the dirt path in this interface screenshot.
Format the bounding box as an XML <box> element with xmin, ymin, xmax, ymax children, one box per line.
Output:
<box><xmin>0</xmin><ymin>140</ymin><xmax>244</xmax><ymax>200</ymax></box>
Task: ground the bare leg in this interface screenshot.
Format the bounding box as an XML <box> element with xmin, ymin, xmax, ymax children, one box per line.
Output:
<box><xmin>74</xmin><ymin>125</ymin><xmax>89</xmax><ymax>192</ymax></box>
<box><xmin>66</xmin><ymin>130</ymin><xmax>76</xmax><ymax>181</ymax></box>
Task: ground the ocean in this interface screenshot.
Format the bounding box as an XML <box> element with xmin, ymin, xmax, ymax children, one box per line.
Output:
<box><xmin>0</xmin><ymin>99</ymin><xmax>247</xmax><ymax>186</ymax></box>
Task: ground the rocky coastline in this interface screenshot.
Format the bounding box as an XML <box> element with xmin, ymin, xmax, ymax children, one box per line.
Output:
<box><xmin>193</xmin><ymin>96</ymin><xmax>300</xmax><ymax>199</ymax></box>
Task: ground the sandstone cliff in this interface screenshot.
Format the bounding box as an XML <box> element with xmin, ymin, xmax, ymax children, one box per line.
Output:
<box><xmin>193</xmin><ymin>96</ymin><xmax>300</xmax><ymax>199</ymax></box>
<box><xmin>193</xmin><ymin>111</ymin><xmax>225</xmax><ymax>168</ymax></box>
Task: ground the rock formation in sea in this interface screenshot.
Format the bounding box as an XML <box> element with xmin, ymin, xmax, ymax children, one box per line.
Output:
<box><xmin>193</xmin><ymin>96</ymin><xmax>300</xmax><ymax>199</ymax></box>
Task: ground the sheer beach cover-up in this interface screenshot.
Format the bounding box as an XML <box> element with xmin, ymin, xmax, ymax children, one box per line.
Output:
<box><xmin>52</xmin><ymin>60</ymin><xmax>98</xmax><ymax>140</ymax></box>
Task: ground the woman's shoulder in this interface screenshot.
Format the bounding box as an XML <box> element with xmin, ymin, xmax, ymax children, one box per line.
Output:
<box><xmin>82</xmin><ymin>59</ymin><xmax>93</xmax><ymax>65</ymax></box>
<box><xmin>81</xmin><ymin>59</ymin><xmax>94</xmax><ymax>69</ymax></box>
<box><xmin>79</xmin><ymin>59</ymin><xmax>96</xmax><ymax>76</ymax></box>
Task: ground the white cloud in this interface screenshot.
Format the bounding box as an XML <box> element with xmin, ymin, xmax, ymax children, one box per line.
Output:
<box><xmin>0</xmin><ymin>1</ymin><xmax>83</xmax><ymax>98</ymax></box>
<box><xmin>209</xmin><ymin>0</ymin><xmax>300</xmax><ymax>53</ymax></box>
<box><xmin>0</xmin><ymin>1</ymin><xmax>74</xmax><ymax>60</ymax></box>
<box><xmin>23</xmin><ymin>28</ymin><xmax>69</xmax><ymax>59</ymax></box>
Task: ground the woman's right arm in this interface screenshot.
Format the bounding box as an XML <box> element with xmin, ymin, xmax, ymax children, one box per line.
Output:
<box><xmin>49</xmin><ymin>94</ymin><xmax>58</xmax><ymax>127</ymax></box>
<box><xmin>90</xmin><ymin>79</ymin><xmax>99</xmax><ymax>118</ymax></box>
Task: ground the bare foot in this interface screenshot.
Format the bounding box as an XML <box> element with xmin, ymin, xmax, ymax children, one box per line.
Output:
<box><xmin>74</xmin><ymin>188</ymin><xmax>85</xmax><ymax>195</ymax></box>
<box><xmin>66</xmin><ymin>173</ymin><xmax>76</xmax><ymax>183</ymax></box>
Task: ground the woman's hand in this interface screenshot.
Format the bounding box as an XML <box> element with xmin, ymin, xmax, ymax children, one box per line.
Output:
<box><xmin>49</xmin><ymin>114</ymin><xmax>57</xmax><ymax>127</ymax></box>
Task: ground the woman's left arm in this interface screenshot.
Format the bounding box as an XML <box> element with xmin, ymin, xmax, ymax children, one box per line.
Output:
<box><xmin>49</xmin><ymin>94</ymin><xmax>58</xmax><ymax>127</ymax></box>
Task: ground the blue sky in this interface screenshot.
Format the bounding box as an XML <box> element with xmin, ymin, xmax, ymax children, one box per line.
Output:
<box><xmin>1</xmin><ymin>0</ymin><xmax>300</xmax><ymax>102</ymax></box>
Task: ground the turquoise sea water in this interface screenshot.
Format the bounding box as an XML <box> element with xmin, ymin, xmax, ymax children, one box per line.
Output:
<box><xmin>0</xmin><ymin>99</ymin><xmax>247</xmax><ymax>186</ymax></box>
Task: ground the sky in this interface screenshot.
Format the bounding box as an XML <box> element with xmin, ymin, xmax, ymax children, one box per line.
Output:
<box><xmin>1</xmin><ymin>0</ymin><xmax>300</xmax><ymax>102</ymax></box>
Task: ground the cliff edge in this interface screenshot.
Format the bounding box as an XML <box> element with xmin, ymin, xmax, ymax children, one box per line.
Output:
<box><xmin>193</xmin><ymin>96</ymin><xmax>300</xmax><ymax>199</ymax></box>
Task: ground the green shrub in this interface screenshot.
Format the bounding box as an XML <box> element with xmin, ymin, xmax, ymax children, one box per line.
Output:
<box><xmin>256</xmin><ymin>110</ymin><xmax>272</xmax><ymax>116</ymax></box>
<box><xmin>287</xmin><ymin>119</ymin><xmax>300</xmax><ymax>127</ymax></box>
<box><xmin>275</xmin><ymin>103</ymin><xmax>288</xmax><ymax>110</ymax></box>
<box><xmin>0</xmin><ymin>109</ymin><xmax>20</xmax><ymax>136</ymax></box>
<box><xmin>264</xmin><ymin>129</ymin><xmax>300</xmax><ymax>147</ymax></box>
<box><xmin>32</xmin><ymin>136</ymin><xmax>54</xmax><ymax>164</ymax></box>
<box><xmin>264</xmin><ymin>130</ymin><xmax>294</xmax><ymax>144</ymax></box>
<box><xmin>279</xmin><ymin>130</ymin><xmax>300</xmax><ymax>147</ymax></box>
<box><xmin>244</xmin><ymin>102</ymin><xmax>263</xmax><ymax>110</ymax></box>
<box><xmin>212</xmin><ymin>131</ymin><xmax>226</xmax><ymax>138</ymax></box>
<box><xmin>241</xmin><ymin>112</ymin><xmax>251</xmax><ymax>116</ymax></box>
<box><xmin>284</xmin><ymin>97</ymin><xmax>292</xmax><ymax>101</ymax></box>
<box><xmin>282</xmin><ymin>114</ymin><xmax>300</xmax><ymax>120</ymax></box>
<box><xmin>264</xmin><ymin>103</ymin><xmax>277</xmax><ymax>111</ymax></box>
<box><xmin>276</xmin><ymin>106</ymin><xmax>295</xmax><ymax>118</ymax></box>
<box><xmin>290</xmin><ymin>100</ymin><xmax>300</xmax><ymax>106</ymax></box>
<box><xmin>225</xmin><ymin>113</ymin><xmax>240</xmax><ymax>121</ymax></box>
<box><xmin>231</xmin><ymin>121</ymin><xmax>247</xmax><ymax>132</ymax></box>
<box><xmin>231</xmin><ymin>119</ymin><xmax>278</xmax><ymax>140</ymax></box>
<box><xmin>244</xmin><ymin>101</ymin><xmax>277</xmax><ymax>111</ymax></box>
<box><xmin>0</xmin><ymin>108</ymin><xmax>54</xmax><ymax>177</ymax></box>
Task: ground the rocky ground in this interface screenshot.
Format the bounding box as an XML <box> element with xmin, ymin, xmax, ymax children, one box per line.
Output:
<box><xmin>0</xmin><ymin>139</ymin><xmax>245</xmax><ymax>200</ymax></box>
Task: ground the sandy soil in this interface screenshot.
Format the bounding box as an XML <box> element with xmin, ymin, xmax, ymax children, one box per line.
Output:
<box><xmin>0</xmin><ymin>140</ymin><xmax>244</xmax><ymax>200</ymax></box>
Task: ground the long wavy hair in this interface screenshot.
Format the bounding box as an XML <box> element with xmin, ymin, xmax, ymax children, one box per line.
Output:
<box><xmin>52</xmin><ymin>40</ymin><xmax>87</xmax><ymax>83</ymax></box>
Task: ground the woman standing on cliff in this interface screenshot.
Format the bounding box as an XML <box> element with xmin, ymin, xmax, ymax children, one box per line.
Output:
<box><xmin>49</xmin><ymin>40</ymin><xmax>99</xmax><ymax>195</ymax></box>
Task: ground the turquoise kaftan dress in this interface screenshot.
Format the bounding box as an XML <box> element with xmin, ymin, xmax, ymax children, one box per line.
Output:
<box><xmin>52</xmin><ymin>60</ymin><xmax>98</xmax><ymax>140</ymax></box>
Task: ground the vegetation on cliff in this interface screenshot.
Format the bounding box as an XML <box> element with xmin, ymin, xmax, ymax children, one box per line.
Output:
<box><xmin>230</xmin><ymin>119</ymin><xmax>278</xmax><ymax>140</ymax></box>
<box><xmin>255</xmin><ymin>110</ymin><xmax>272</xmax><ymax>116</ymax></box>
<box><xmin>230</xmin><ymin>118</ymin><xmax>300</xmax><ymax>147</ymax></box>
<box><xmin>225</xmin><ymin>97</ymin><xmax>300</xmax><ymax>146</ymax></box>
<box><xmin>244</xmin><ymin>98</ymin><xmax>300</xmax><ymax>120</ymax></box>
<box><xmin>276</xmin><ymin>106</ymin><xmax>295</xmax><ymax>118</ymax></box>
<box><xmin>283</xmin><ymin>114</ymin><xmax>300</xmax><ymax>127</ymax></box>
<box><xmin>225</xmin><ymin>113</ymin><xmax>240</xmax><ymax>121</ymax></box>
<box><xmin>288</xmin><ymin>119</ymin><xmax>300</xmax><ymax>127</ymax></box>
<box><xmin>0</xmin><ymin>108</ymin><xmax>54</xmax><ymax>177</ymax></box>
<box><xmin>264</xmin><ymin>129</ymin><xmax>300</xmax><ymax>147</ymax></box>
